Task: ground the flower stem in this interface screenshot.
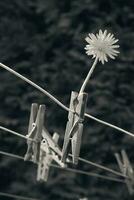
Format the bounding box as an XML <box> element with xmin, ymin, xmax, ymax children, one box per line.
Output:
<box><xmin>79</xmin><ymin>57</ymin><xmax>98</xmax><ymax>95</ymax></box>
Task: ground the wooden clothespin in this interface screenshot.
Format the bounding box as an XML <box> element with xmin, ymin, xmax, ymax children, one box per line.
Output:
<box><xmin>62</xmin><ymin>91</ymin><xmax>88</xmax><ymax>165</ymax></box>
<box><xmin>37</xmin><ymin>131</ymin><xmax>66</xmax><ymax>182</ymax></box>
<box><xmin>115</xmin><ymin>150</ymin><xmax>134</xmax><ymax>195</ymax></box>
<box><xmin>24</xmin><ymin>103</ymin><xmax>45</xmax><ymax>163</ymax></box>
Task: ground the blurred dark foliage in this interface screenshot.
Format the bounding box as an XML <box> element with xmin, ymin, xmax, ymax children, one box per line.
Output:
<box><xmin>0</xmin><ymin>0</ymin><xmax>134</xmax><ymax>199</ymax></box>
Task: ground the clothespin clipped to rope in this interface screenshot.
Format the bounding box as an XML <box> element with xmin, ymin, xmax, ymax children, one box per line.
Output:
<box><xmin>37</xmin><ymin>130</ymin><xmax>66</xmax><ymax>182</ymax></box>
<box><xmin>24</xmin><ymin>103</ymin><xmax>45</xmax><ymax>163</ymax></box>
<box><xmin>115</xmin><ymin>150</ymin><xmax>134</xmax><ymax>195</ymax></box>
<box><xmin>62</xmin><ymin>91</ymin><xmax>88</xmax><ymax>165</ymax></box>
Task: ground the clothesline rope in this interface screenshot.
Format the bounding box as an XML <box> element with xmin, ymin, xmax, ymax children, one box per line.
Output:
<box><xmin>0</xmin><ymin>125</ymin><xmax>128</xmax><ymax>178</ymax></box>
<box><xmin>0</xmin><ymin>192</ymin><xmax>39</xmax><ymax>200</ymax></box>
<box><xmin>0</xmin><ymin>126</ymin><xmax>34</xmax><ymax>141</ymax></box>
<box><xmin>0</xmin><ymin>63</ymin><xmax>69</xmax><ymax>112</ymax></box>
<box><xmin>51</xmin><ymin>164</ymin><xmax>125</xmax><ymax>183</ymax></box>
<box><xmin>85</xmin><ymin>113</ymin><xmax>134</xmax><ymax>138</ymax></box>
<box><xmin>69</xmin><ymin>154</ymin><xmax>126</xmax><ymax>178</ymax></box>
<box><xmin>0</xmin><ymin>63</ymin><xmax>134</xmax><ymax>139</ymax></box>
<box><xmin>0</xmin><ymin>150</ymin><xmax>126</xmax><ymax>183</ymax></box>
<box><xmin>0</xmin><ymin>150</ymin><xmax>24</xmax><ymax>160</ymax></box>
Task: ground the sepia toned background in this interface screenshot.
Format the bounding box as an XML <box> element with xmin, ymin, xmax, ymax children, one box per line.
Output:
<box><xmin>0</xmin><ymin>0</ymin><xmax>134</xmax><ymax>199</ymax></box>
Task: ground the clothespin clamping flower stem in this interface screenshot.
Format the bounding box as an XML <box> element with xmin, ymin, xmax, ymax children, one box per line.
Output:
<box><xmin>62</xmin><ymin>30</ymin><xmax>119</xmax><ymax>165</ymax></box>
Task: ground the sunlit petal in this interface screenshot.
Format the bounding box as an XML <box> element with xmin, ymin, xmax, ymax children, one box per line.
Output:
<box><xmin>85</xmin><ymin>30</ymin><xmax>120</xmax><ymax>64</ymax></box>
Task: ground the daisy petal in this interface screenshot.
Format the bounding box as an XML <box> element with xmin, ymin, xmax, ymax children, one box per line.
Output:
<box><xmin>85</xmin><ymin>30</ymin><xmax>119</xmax><ymax>64</ymax></box>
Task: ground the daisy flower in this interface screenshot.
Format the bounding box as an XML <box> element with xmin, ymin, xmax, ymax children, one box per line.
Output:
<box><xmin>85</xmin><ymin>29</ymin><xmax>120</xmax><ymax>64</ymax></box>
<box><xmin>79</xmin><ymin>30</ymin><xmax>120</xmax><ymax>95</ymax></box>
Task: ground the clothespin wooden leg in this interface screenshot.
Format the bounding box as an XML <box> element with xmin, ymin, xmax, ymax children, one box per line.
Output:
<box><xmin>32</xmin><ymin>105</ymin><xmax>46</xmax><ymax>163</ymax></box>
<box><xmin>72</xmin><ymin>123</ymin><xmax>83</xmax><ymax>165</ymax></box>
<box><xmin>62</xmin><ymin>121</ymin><xmax>72</xmax><ymax>163</ymax></box>
<box><xmin>24</xmin><ymin>103</ymin><xmax>38</xmax><ymax>161</ymax></box>
<box><xmin>115</xmin><ymin>150</ymin><xmax>134</xmax><ymax>195</ymax></box>
<box><xmin>37</xmin><ymin>149</ymin><xmax>45</xmax><ymax>181</ymax></box>
<box><xmin>62</xmin><ymin>92</ymin><xmax>78</xmax><ymax>163</ymax></box>
<box><xmin>71</xmin><ymin>92</ymin><xmax>88</xmax><ymax>165</ymax></box>
<box><xmin>37</xmin><ymin>132</ymin><xmax>62</xmax><ymax>182</ymax></box>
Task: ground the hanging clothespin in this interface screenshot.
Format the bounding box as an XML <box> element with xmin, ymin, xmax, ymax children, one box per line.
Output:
<box><xmin>115</xmin><ymin>150</ymin><xmax>134</xmax><ymax>195</ymax></box>
<box><xmin>37</xmin><ymin>131</ymin><xmax>66</xmax><ymax>182</ymax></box>
<box><xmin>62</xmin><ymin>91</ymin><xmax>88</xmax><ymax>165</ymax></box>
<box><xmin>24</xmin><ymin>103</ymin><xmax>45</xmax><ymax>164</ymax></box>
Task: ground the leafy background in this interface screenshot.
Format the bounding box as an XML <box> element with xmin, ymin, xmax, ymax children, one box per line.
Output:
<box><xmin>0</xmin><ymin>0</ymin><xmax>134</xmax><ymax>199</ymax></box>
